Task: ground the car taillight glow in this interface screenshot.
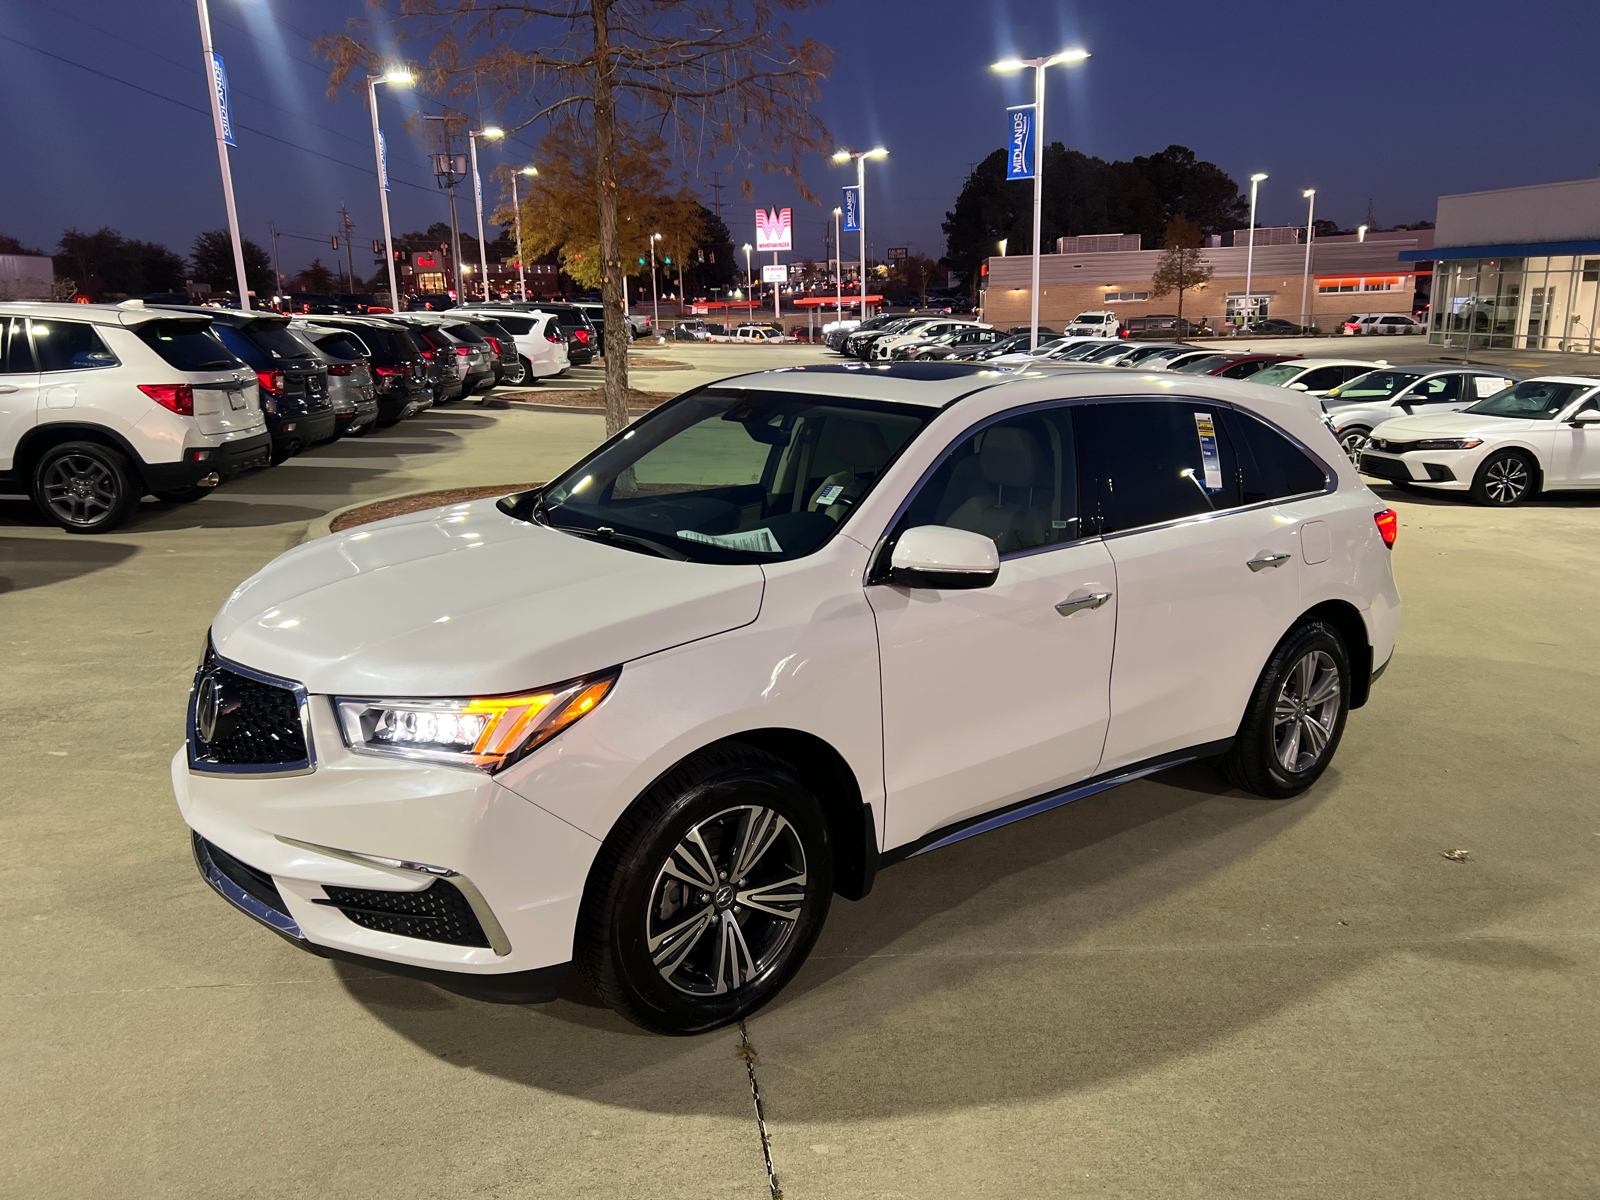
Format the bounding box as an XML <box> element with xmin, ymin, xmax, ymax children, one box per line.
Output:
<box><xmin>256</xmin><ymin>370</ymin><xmax>285</xmax><ymax>394</ymax></box>
<box><xmin>374</xmin><ymin>365</ymin><xmax>408</xmax><ymax>377</ymax></box>
<box><xmin>485</xmin><ymin>337</ymin><xmax>501</xmax><ymax>354</ymax></box>
<box><xmin>456</xmin><ymin>346</ymin><xmax>471</xmax><ymax>356</ymax></box>
<box><xmin>1374</xmin><ymin>509</ymin><xmax>1398</xmax><ymax>548</ymax></box>
<box><xmin>137</xmin><ymin>383</ymin><xmax>194</xmax><ymax>416</ymax></box>
<box><xmin>573</xmin><ymin>329</ymin><xmax>591</xmax><ymax>344</ymax></box>
<box><xmin>327</xmin><ymin>363</ymin><xmax>355</xmax><ymax>376</ymax></box>
<box><xmin>546</xmin><ymin>331</ymin><xmax>563</xmax><ymax>342</ymax></box>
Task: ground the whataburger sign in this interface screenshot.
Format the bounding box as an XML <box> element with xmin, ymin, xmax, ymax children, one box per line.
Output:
<box><xmin>756</xmin><ymin>207</ymin><xmax>793</xmax><ymax>252</ymax></box>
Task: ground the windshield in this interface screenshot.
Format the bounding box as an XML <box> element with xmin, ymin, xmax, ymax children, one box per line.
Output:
<box><xmin>525</xmin><ymin>388</ymin><xmax>932</xmax><ymax>564</ymax></box>
<box><xmin>1072</xmin><ymin>312</ymin><xmax>1108</xmax><ymax>324</ymax></box>
<box><xmin>1465</xmin><ymin>379</ymin><xmax>1595</xmax><ymax>420</ymax></box>
<box><xmin>1056</xmin><ymin>342</ymin><xmax>1110</xmax><ymax>360</ymax></box>
<box><xmin>1327</xmin><ymin>369</ymin><xmax>1423</xmax><ymax>400</ymax></box>
<box><xmin>1080</xmin><ymin>342</ymin><xmax>1131</xmax><ymax>362</ymax></box>
<box><xmin>1249</xmin><ymin>363</ymin><xmax>1307</xmax><ymax>387</ymax></box>
<box><xmin>1171</xmin><ymin>356</ymin><xmax>1233</xmax><ymax>374</ymax></box>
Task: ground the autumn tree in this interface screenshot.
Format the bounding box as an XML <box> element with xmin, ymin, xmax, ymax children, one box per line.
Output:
<box><xmin>320</xmin><ymin>1</ymin><xmax>834</xmax><ymax>435</ymax></box>
<box><xmin>1149</xmin><ymin>216</ymin><xmax>1212</xmax><ymax>331</ymax></box>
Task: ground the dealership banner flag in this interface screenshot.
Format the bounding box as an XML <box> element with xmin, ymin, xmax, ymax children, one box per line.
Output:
<box><xmin>378</xmin><ymin>129</ymin><xmax>390</xmax><ymax>191</ymax></box>
<box><xmin>1006</xmin><ymin>104</ymin><xmax>1035</xmax><ymax>180</ymax></box>
<box><xmin>841</xmin><ymin>186</ymin><xmax>861</xmax><ymax>232</ymax></box>
<box><xmin>210</xmin><ymin>52</ymin><xmax>236</xmax><ymax>146</ymax></box>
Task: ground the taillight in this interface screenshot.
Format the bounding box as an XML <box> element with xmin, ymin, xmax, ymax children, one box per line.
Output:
<box><xmin>573</xmin><ymin>328</ymin><xmax>591</xmax><ymax>344</ymax></box>
<box><xmin>374</xmin><ymin>365</ymin><xmax>408</xmax><ymax>377</ymax></box>
<box><xmin>418</xmin><ymin>349</ymin><xmax>434</xmax><ymax>359</ymax></box>
<box><xmin>137</xmin><ymin>383</ymin><xmax>194</xmax><ymax>416</ymax></box>
<box><xmin>455</xmin><ymin>346</ymin><xmax>471</xmax><ymax>357</ymax></box>
<box><xmin>256</xmin><ymin>370</ymin><xmax>285</xmax><ymax>395</ymax></box>
<box><xmin>485</xmin><ymin>337</ymin><xmax>501</xmax><ymax>355</ymax></box>
<box><xmin>1374</xmin><ymin>509</ymin><xmax>1398</xmax><ymax>548</ymax></box>
<box><xmin>327</xmin><ymin>363</ymin><xmax>354</xmax><ymax>376</ymax></box>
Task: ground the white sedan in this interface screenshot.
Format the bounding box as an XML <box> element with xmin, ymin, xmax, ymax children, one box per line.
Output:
<box><xmin>1359</xmin><ymin>376</ymin><xmax>1600</xmax><ymax>505</ymax></box>
<box><xmin>176</xmin><ymin>363</ymin><xmax>1399</xmax><ymax>1033</ymax></box>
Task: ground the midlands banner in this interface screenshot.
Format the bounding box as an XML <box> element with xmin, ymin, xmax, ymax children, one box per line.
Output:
<box><xmin>1006</xmin><ymin>104</ymin><xmax>1035</xmax><ymax>180</ymax></box>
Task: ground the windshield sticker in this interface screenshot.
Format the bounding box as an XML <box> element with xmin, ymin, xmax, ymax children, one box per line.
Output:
<box><xmin>677</xmin><ymin>527</ymin><xmax>784</xmax><ymax>554</ymax></box>
<box><xmin>815</xmin><ymin>483</ymin><xmax>845</xmax><ymax>506</ymax></box>
<box><xmin>1194</xmin><ymin>412</ymin><xmax>1224</xmax><ymax>492</ymax></box>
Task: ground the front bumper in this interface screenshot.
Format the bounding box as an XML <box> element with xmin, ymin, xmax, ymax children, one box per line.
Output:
<box><xmin>172</xmin><ymin>692</ymin><xmax>601</xmax><ymax>988</ymax></box>
<box><xmin>1359</xmin><ymin>448</ymin><xmax>1476</xmax><ymax>491</ymax></box>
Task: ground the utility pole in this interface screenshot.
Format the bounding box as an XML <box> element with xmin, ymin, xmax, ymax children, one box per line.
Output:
<box><xmin>425</xmin><ymin>113</ymin><xmax>466</xmax><ymax>298</ymax></box>
<box><xmin>338</xmin><ymin>204</ymin><xmax>356</xmax><ymax>292</ymax></box>
<box><xmin>267</xmin><ymin>220</ymin><xmax>283</xmax><ymax>299</ymax></box>
<box><xmin>709</xmin><ymin>171</ymin><xmax>724</xmax><ymax>220</ymax></box>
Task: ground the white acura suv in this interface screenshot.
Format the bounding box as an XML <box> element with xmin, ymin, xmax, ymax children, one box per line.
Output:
<box><xmin>175</xmin><ymin>363</ymin><xmax>1401</xmax><ymax>1033</ymax></box>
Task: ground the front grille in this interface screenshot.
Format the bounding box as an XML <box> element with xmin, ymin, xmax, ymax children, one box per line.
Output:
<box><xmin>1369</xmin><ymin>437</ymin><xmax>1420</xmax><ymax>454</ymax></box>
<box><xmin>189</xmin><ymin>648</ymin><xmax>312</xmax><ymax>772</ymax></box>
<box><xmin>315</xmin><ymin>880</ymin><xmax>490</xmax><ymax>948</ymax></box>
<box><xmin>1359</xmin><ymin>452</ymin><xmax>1414</xmax><ymax>483</ymax></box>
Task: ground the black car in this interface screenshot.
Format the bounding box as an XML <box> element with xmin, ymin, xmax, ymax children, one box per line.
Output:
<box><xmin>394</xmin><ymin>319</ymin><xmax>493</xmax><ymax>399</ymax></box>
<box><xmin>405</xmin><ymin>294</ymin><xmax>457</xmax><ymax>312</ymax></box>
<box><xmin>399</xmin><ymin>326</ymin><xmax>463</xmax><ymax>405</ymax></box>
<box><xmin>445</xmin><ymin>314</ymin><xmax>522</xmax><ymax>385</ymax></box>
<box><xmin>201</xmin><ymin>310</ymin><xmax>335</xmax><ymax>462</ymax></box>
<box><xmin>287</xmin><ymin>293</ymin><xmax>344</xmax><ymax>315</ymax></box>
<box><xmin>302</xmin><ymin>317</ymin><xmax>432</xmax><ymax>426</ymax></box>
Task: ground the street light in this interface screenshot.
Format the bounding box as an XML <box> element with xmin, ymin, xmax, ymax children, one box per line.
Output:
<box><xmin>998</xmin><ymin>238</ymin><xmax>1007</xmax><ymax>256</ymax></box>
<box><xmin>831</xmin><ymin>146</ymin><xmax>888</xmax><ymax>318</ymax></box>
<box><xmin>468</xmin><ymin>125</ymin><xmax>504</xmax><ymax>302</ymax></box>
<box><xmin>366</xmin><ymin>67</ymin><xmax>414</xmax><ymax>314</ymax></box>
<box><xmin>650</xmin><ymin>232</ymin><xmax>662</xmax><ymax>339</ymax></box>
<box><xmin>832</xmin><ymin>206</ymin><xmax>843</xmax><ymax>325</ymax></box>
<box><xmin>742</xmin><ymin>242</ymin><xmax>753</xmax><ymax>316</ymax></box>
<box><xmin>1243</xmin><ymin>172</ymin><xmax>1268</xmax><ymax>329</ymax></box>
<box><xmin>195</xmin><ymin>0</ymin><xmax>251</xmax><ymax>309</ymax></box>
<box><xmin>1300</xmin><ymin>188</ymin><xmax>1316</xmax><ymax>335</ymax></box>
<box><xmin>992</xmin><ymin>49</ymin><xmax>1090</xmax><ymax>350</ymax></box>
<box><xmin>1357</xmin><ymin>224</ymin><xmax>1368</xmax><ymax>243</ymax></box>
<box><xmin>509</xmin><ymin>165</ymin><xmax>537</xmax><ymax>301</ymax></box>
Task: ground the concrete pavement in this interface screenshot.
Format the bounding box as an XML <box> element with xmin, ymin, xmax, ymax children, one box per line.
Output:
<box><xmin>2</xmin><ymin>353</ymin><xmax>1597</xmax><ymax>1198</ymax></box>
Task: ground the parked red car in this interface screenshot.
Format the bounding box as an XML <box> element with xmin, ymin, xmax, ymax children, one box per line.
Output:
<box><xmin>1170</xmin><ymin>352</ymin><xmax>1302</xmax><ymax>380</ymax></box>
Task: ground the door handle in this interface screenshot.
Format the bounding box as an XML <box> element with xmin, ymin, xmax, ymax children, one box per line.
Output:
<box><xmin>0</xmin><ymin>384</ymin><xmax>17</xmax><ymax>394</ymax></box>
<box><xmin>1247</xmin><ymin>553</ymin><xmax>1292</xmax><ymax>572</ymax></box>
<box><xmin>1055</xmin><ymin>591</ymin><xmax>1111</xmax><ymax>616</ymax></box>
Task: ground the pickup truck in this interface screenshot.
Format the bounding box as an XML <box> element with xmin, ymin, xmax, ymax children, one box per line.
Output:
<box><xmin>1063</xmin><ymin>310</ymin><xmax>1122</xmax><ymax>338</ymax></box>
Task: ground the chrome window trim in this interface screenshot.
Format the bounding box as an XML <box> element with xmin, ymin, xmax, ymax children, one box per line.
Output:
<box><xmin>275</xmin><ymin>836</ymin><xmax>513</xmax><ymax>957</ymax></box>
<box><xmin>186</xmin><ymin>641</ymin><xmax>317</xmax><ymax>778</ymax></box>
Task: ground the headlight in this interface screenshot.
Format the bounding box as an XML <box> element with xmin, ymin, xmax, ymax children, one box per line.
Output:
<box><xmin>1414</xmin><ymin>438</ymin><xmax>1483</xmax><ymax>450</ymax></box>
<box><xmin>336</xmin><ymin>670</ymin><xmax>617</xmax><ymax>772</ymax></box>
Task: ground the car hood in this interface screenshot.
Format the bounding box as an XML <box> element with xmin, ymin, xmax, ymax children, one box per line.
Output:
<box><xmin>210</xmin><ymin>498</ymin><xmax>766</xmax><ymax>696</ymax></box>
<box><xmin>1368</xmin><ymin>411</ymin><xmax>1544</xmax><ymax>439</ymax></box>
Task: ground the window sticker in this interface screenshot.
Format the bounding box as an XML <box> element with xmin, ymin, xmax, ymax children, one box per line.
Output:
<box><xmin>1194</xmin><ymin>412</ymin><xmax>1224</xmax><ymax>492</ymax></box>
<box><xmin>816</xmin><ymin>483</ymin><xmax>845</xmax><ymax>506</ymax></box>
<box><xmin>677</xmin><ymin>527</ymin><xmax>783</xmax><ymax>553</ymax></box>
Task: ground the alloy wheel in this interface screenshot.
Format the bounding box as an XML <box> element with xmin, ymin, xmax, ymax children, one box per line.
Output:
<box><xmin>1339</xmin><ymin>429</ymin><xmax>1370</xmax><ymax>461</ymax></box>
<box><xmin>41</xmin><ymin>454</ymin><xmax>118</xmax><ymax>527</ymax></box>
<box><xmin>646</xmin><ymin>805</ymin><xmax>808</xmax><ymax>997</ymax></box>
<box><xmin>1483</xmin><ymin>455</ymin><xmax>1529</xmax><ymax>504</ymax></box>
<box><xmin>1273</xmin><ymin>650</ymin><xmax>1341</xmax><ymax>773</ymax></box>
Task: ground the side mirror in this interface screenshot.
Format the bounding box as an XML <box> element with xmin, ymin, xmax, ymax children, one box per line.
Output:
<box><xmin>1571</xmin><ymin>408</ymin><xmax>1600</xmax><ymax>425</ymax></box>
<box><xmin>883</xmin><ymin>525</ymin><xmax>999</xmax><ymax>590</ymax></box>
<box><xmin>1288</xmin><ymin>382</ymin><xmax>1309</xmax><ymax>391</ymax></box>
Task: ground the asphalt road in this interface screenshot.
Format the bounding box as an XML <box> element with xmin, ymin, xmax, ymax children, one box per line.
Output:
<box><xmin>2</xmin><ymin>344</ymin><xmax>1597</xmax><ymax>1198</ymax></box>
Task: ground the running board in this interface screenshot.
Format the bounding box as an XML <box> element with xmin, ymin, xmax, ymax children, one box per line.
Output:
<box><xmin>883</xmin><ymin>740</ymin><xmax>1232</xmax><ymax>864</ymax></box>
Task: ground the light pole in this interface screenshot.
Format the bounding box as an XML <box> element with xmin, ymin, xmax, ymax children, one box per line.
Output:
<box><xmin>365</xmin><ymin>68</ymin><xmax>412</xmax><ymax>314</ymax></box>
<box><xmin>831</xmin><ymin>147</ymin><xmax>889</xmax><ymax>319</ymax></box>
<box><xmin>832</xmin><ymin>206</ymin><xmax>843</xmax><ymax>324</ymax></box>
<box><xmin>195</xmin><ymin>0</ymin><xmax>250</xmax><ymax>309</ymax></box>
<box><xmin>650</xmin><ymin>232</ymin><xmax>662</xmax><ymax>338</ymax></box>
<box><xmin>1243</xmin><ymin>172</ymin><xmax>1267</xmax><ymax>330</ymax></box>
<box><xmin>468</xmin><ymin>126</ymin><xmax>504</xmax><ymax>302</ymax></box>
<box><xmin>1300</xmin><ymin>188</ymin><xmax>1316</xmax><ymax>334</ymax></box>
<box><xmin>992</xmin><ymin>49</ymin><xmax>1090</xmax><ymax>350</ymax></box>
<box><xmin>510</xmin><ymin>166</ymin><xmax>536</xmax><ymax>301</ymax></box>
<box><xmin>742</xmin><ymin>242</ymin><xmax>753</xmax><ymax>320</ymax></box>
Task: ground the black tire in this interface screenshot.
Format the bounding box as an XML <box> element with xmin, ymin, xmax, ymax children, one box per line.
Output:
<box><xmin>31</xmin><ymin>441</ymin><xmax>140</xmax><ymax>534</ymax></box>
<box><xmin>1221</xmin><ymin>620</ymin><xmax>1351</xmax><ymax>799</ymax></box>
<box><xmin>1470</xmin><ymin>449</ymin><xmax>1536</xmax><ymax>506</ymax></box>
<box><xmin>153</xmin><ymin>485</ymin><xmax>212</xmax><ymax>503</ymax></box>
<box><xmin>269</xmin><ymin>439</ymin><xmax>299</xmax><ymax>466</ymax></box>
<box><xmin>576</xmin><ymin>745</ymin><xmax>833</xmax><ymax>1035</ymax></box>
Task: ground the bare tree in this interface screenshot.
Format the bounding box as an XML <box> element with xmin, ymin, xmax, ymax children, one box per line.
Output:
<box><xmin>1149</xmin><ymin>216</ymin><xmax>1213</xmax><ymax>332</ymax></box>
<box><xmin>320</xmin><ymin>2</ymin><xmax>834</xmax><ymax>435</ymax></box>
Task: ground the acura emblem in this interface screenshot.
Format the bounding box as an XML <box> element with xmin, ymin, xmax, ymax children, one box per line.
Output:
<box><xmin>196</xmin><ymin>674</ymin><xmax>223</xmax><ymax>744</ymax></box>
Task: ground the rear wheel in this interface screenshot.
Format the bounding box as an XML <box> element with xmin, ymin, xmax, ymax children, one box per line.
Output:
<box><xmin>577</xmin><ymin>745</ymin><xmax>832</xmax><ymax>1035</ymax></box>
<box><xmin>1221</xmin><ymin>621</ymin><xmax>1350</xmax><ymax>799</ymax></box>
<box><xmin>32</xmin><ymin>442</ymin><xmax>139</xmax><ymax>534</ymax></box>
<box><xmin>1470</xmin><ymin>449</ymin><xmax>1536</xmax><ymax>506</ymax></box>
<box><xmin>506</xmin><ymin>357</ymin><xmax>531</xmax><ymax>386</ymax></box>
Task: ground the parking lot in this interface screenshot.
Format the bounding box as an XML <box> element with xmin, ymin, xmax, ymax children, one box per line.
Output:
<box><xmin>4</xmin><ymin>341</ymin><xmax>1598</xmax><ymax>1198</ymax></box>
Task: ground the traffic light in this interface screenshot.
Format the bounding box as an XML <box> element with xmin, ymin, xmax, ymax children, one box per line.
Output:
<box><xmin>373</xmin><ymin>239</ymin><xmax>382</xmax><ymax>254</ymax></box>
<box><xmin>664</xmin><ymin>257</ymin><xmax>671</xmax><ymax>265</ymax></box>
<box><xmin>638</xmin><ymin>257</ymin><xmax>646</xmax><ymax>265</ymax></box>
<box><xmin>332</xmin><ymin>235</ymin><xmax>339</xmax><ymax>249</ymax></box>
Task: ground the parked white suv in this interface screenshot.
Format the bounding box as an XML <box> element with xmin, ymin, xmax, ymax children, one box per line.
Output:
<box><xmin>1</xmin><ymin>301</ymin><xmax>270</xmax><ymax>532</ymax></box>
<box><xmin>1064</xmin><ymin>310</ymin><xmax>1121</xmax><ymax>338</ymax></box>
<box><xmin>1342</xmin><ymin>313</ymin><xmax>1423</xmax><ymax>336</ymax></box>
<box><xmin>449</xmin><ymin>306</ymin><xmax>569</xmax><ymax>384</ymax></box>
<box><xmin>176</xmin><ymin>363</ymin><xmax>1400</xmax><ymax>1033</ymax></box>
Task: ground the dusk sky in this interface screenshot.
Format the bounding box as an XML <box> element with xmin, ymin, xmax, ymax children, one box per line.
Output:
<box><xmin>4</xmin><ymin>1</ymin><xmax>1597</xmax><ymax>276</ymax></box>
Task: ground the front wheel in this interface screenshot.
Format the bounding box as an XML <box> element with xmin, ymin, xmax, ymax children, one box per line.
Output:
<box><xmin>1221</xmin><ymin>621</ymin><xmax>1350</xmax><ymax>799</ymax></box>
<box><xmin>577</xmin><ymin>745</ymin><xmax>833</xmax><ymax>1035</ymax></box>
<box><xmin>1471</xmin><ymin>449</ymin><xmax>1536</xmax><ymax>506</ymax></box>
<box><xmin>1338</xmin><ymin>426</ymin><xmax>1371</xmax><ymax>462</ymax></box>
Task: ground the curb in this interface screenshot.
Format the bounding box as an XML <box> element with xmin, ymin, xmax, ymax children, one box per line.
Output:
<box><xmin>505</xmin><ymin>402</ymin><xmax>657</xmax><ymax>416</ymax></box>
<box><xmin>299</xmin><ymin>489</ymin><xmax>429</xmax><ymax>545</ymax></box>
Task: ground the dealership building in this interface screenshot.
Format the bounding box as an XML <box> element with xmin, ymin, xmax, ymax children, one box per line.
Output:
<box><xmin>981</xmin><ymin>229</ymin><xmax>1431</xmax><ymax>331</ymax></box>
<box><xmin>1402</xmin><ymin>176</ymin><xmax>1600</xmax><ymax>352</ymax></box>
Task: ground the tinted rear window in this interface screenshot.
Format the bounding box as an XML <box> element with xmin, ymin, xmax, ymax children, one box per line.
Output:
<box><xmin>487</xmin><ymin>315</ymin><xmax>534</xmax><ymax>335</ymax></box>
<box><xmin>242</xmin><ymin>321</ymin><xmax>314</xmax><ymax>360</ymax></box>
<box><xmin>136</xmin><ymin>319</ymin><xmax>242</xmax><ymax>371</ymax></box>
<box><xmin>441</xmin><ymin>322</ymin><xmax>487</xmax><ymax>343</ymax></box>
<box><xmin>1225</xmin><ymin>409</ymin><xmax>1329</xmax><ymax>502</ymax></box>
<box><xmin>1078</xmin><ymin>401</ymin><xmax>1242</xmax><ymax>532</ymax></box>
<box><xmin>312</xmin><ymin>332</ymin><xmax>369</xmax><ymax>360</ymax></box>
